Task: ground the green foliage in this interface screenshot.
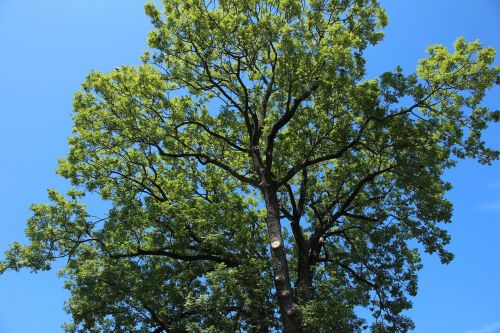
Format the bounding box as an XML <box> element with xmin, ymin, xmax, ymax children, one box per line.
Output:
<box><xmin>2</xmin><ymin>0</ymin><xmax>498</xmax><ymax>332</ymax></box>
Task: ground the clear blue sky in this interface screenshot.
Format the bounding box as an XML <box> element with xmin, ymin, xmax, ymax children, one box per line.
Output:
<box><xmin>0</xmin><ymin>1</ymin><xmax>498</xmax><ymax>332</ymax></box>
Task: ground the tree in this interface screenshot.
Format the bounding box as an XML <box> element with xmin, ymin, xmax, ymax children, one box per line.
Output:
<box><xmin>1</xmin><ymin>0</ymin><xmax>498</xmax><ymax>331</ymax></box>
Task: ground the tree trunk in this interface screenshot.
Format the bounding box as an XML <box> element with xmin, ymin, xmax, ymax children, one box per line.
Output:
<box><xmin>261</xmin><ymin>187</ymin><xmax>302</xmax><ymax>333</ymax></box>
<box><xmin>296</xmin><ymin>249</ymin><xmax>315</xmax><ymax>333</ymax></box>
<box><xmin>297</xmin><ymin>254</ymin><xmax>314</xmax><ymax>303</ymax></box>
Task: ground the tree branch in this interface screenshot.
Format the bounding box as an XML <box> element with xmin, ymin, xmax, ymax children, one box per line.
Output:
<box><xmin>108</xmin><ymin>247</ymin><xmax>239</xmax><ymax>267</ymax></box>
<box><xmin>265</xmin><ymin>82</ymin><xmax>320</xmax><ymax>170</ymax></box>
<box><xmin>153</xmin><ymin>143</ymin><xmax>259</xmax><ymax>186</ymax></box>
<box><xmin>175</xmin><ymin>120</ymin><xmax>247</xmax><ymax>153</ymax></box>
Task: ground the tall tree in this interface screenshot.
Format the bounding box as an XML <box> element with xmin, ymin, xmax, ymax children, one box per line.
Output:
<box><xmin>1</xmin><ymin>0</ymin><xmax>498</xmax><ymax>332</ymax></box>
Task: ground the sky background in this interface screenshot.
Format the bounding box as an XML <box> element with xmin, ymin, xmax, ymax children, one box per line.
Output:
<box><xmin>0</xmin><ymin>1</ymin><xmax>498</xmax><ymax>332</ymax></box>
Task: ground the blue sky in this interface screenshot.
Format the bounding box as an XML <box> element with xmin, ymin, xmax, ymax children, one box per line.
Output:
<box><xmin>0</xmin><ymin>1</ymin><xmax>498</xmax><ymax>332</ymax></box>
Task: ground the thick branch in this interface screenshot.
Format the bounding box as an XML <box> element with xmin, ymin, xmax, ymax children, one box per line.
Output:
<box><xmin>278</xmin><ymin>138</ymin><xmax>359</xmax><ymax>186</ymax></box>
<box><xmin>154</xmin><ymin>143</ymin><xmax>259</xmax><ymax>186</ymax></box>
<box><xmin>265</xmin><ymin>83</ymin><xmax>320</xmax><ymax>170</ymax></box>
<box><xmin>308</xmin><ymin>166</ymin><xmax>394</xmax><ymax>264</ymax></box>
<box><xmin>175</xmin><ymin>120</ymin><xmax>247</xmax><ymax>153</ymax></box>
<box><xmin>108</xmin><ymin>247</ymin><xmax>239</xmax><ymax>267</ymax></box>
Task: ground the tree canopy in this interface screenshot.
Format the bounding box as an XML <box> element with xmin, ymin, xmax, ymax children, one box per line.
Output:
<box><xmin>1</xmin><ymin>0</ymin><xmax>499</xmax><ymax>332</ymax></box>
